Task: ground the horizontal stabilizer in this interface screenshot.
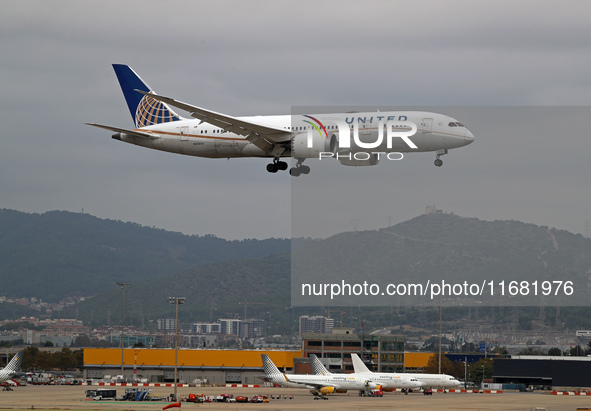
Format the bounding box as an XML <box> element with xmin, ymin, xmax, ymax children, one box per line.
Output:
<box><xmin>85</xmin><ymin>123</ymin><xmax>159</xmax><ymax>139</ymax></box>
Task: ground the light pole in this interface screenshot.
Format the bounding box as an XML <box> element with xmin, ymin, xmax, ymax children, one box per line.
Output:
<box><xmin>168</xmin><ymin>297</ymin><xmax>185</xmax><ymax>401</ymax></box>
<box><xmin>482</xmin><ymin>364</ymin><xmax>485</xmax><ymax>385</ymax></box>
<box><xmin>464</xmin><ymin>357</ymin><xmax>467</xmax><ymax>390</ymax></box>
<box><xmin>116</xmin><ymin>282</ymin><xmax>130</xmax><ymax>379</ymax></box>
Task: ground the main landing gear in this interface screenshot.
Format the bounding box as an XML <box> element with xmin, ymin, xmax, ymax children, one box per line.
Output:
<box><xmin>265</xmin><ymin>157</ymin><xmax>310</xmax><ymax>176</ymax></box>
<box><xmin>311</xmin><ymin>390</ymin><xmax>329</xmax><ymax>400</ymax></box>
<box><xmin>266</xmin><ymin>158</ymin><xmax>288</xmax><ymax>173</ymax></box>
<box><xmin>289</xmin><ymin>158</ymin><xmax>310</xmax><ymax>177</ymax></box>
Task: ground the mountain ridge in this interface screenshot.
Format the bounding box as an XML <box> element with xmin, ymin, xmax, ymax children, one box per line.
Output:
<box><xmin>2</xmin><ymin>208</ymin><xmax>590</xmax><ymax>328</ymax></box>
<box><xmin>0</xmin><ymin>209</ymin><xmax>291</xmax><ymax>301</ymax></box>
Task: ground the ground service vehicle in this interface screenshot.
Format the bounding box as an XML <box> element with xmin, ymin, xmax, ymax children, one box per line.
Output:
<box><xmin>85</xmin><ymin>389</ymin><xmax>117</xmax><ymax>400</ymax></box>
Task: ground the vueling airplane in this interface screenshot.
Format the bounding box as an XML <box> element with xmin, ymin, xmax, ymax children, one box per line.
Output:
<box><xmin>310</xmin><ymin>354</ymin><xmax>422</xmax><ymax>393</ymax></box>
<box><xmin>0</xmin><ymin>351</ymin><xmax>23</xmax><ymax>384</ymax></box>
<box><xmin>87</xmin><ymin>65</ymin><xmax>475</xmax><ymax>176</ymax></box>
<box><xmin>350</xmin><ymin>353</ymin><xmax>461</xmax><ymax>390</ymax></box>
<box><xmin>261</xmin><ymin>354</ymin><xmax>380</xmax><ymax>399</ymax></box>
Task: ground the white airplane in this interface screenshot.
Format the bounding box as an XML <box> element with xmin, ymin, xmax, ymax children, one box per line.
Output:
<box><xmin>87</xmin><ymin>65</ymin><xmax>475</xmax><ymax>176</ymax></box>
<box><xmin>310</xmin><ymin>354</ymin><xmax>423</xmax><ymax>393</ymax></box>
<box><xmin>0</xmin><ymin>351</ymin><xmax>23</xmax><ymax>383</ymax></box>
<box><xmin>261</xmin><ymin>354</ymin><xmax>380</xmax><ymax>399</ymax></box>
<box><xmin>351</xmin><ymin>353</ymin><xmax>461</xmax><ymax>390</ymax></box>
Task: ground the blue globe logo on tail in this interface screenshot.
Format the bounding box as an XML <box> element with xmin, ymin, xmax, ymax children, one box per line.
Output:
<box><xmin>135</xmin><ymin>94</ymin><xmax>180</xmax><ymax>128</ymax></box>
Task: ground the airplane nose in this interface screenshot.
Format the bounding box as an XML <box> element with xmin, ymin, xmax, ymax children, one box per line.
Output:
<box><xmin>464</xmin><ymin>128</ymin><xmax>475</xmax><ymax>144</ymax></box>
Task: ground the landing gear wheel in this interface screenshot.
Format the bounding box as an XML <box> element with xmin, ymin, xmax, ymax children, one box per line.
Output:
<box><xmin>289</xmin><ymin>167</ymin><xmax>301</xmax><ymax>177</ymax></box>
<box><xmin>434</xmin><ymin>158</ymin><xmax>443</xmax><ymax>167</ymax></box>
<box><xmin>266</xmin><ymin>163</ymin><xmax>278</xmax><ymax>173</ymax></box>
<box><xmin>300</xmin><ymin>165</ymin><xmax>311</xmax><ymax>174</ymax></box>
<box><xmin>277</xmin><ymin>161</ymin><xmax>288</xmax><ymax>171</ymax></box>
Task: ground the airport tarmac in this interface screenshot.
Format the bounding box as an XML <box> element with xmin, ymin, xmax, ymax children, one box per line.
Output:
<box><xmin>1</xmin><ymin>385</ymin><xmax>591</xmax><ymax>411</ymax></box>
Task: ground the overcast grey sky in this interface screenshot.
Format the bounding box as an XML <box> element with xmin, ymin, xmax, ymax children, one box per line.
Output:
<box><xmin>1</xmin><ymin>1</ymin><xmax>590</xmax><ymax>239</ymax></box>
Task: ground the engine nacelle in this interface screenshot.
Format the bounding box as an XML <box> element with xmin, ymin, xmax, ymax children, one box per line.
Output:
<box><xmin>338</xmin><ymin>152</ymin><xmax>380</xmax><ymax>166</ymax></box>
<box><xmin>291</xmin><ymin>132</ymin><xmax>337</xmax><ymax>159</ymax></box>
<box><xmin>319</xmin><ymin>386</ymin><xmax>335</xmax><ymax>394</ymax></box>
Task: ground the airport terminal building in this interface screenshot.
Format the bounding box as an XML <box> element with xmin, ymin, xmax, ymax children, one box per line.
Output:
<box><xmin>301</xmin><ymin>329</ymin><xmax>405</xmax><ymax>373</ymax></box>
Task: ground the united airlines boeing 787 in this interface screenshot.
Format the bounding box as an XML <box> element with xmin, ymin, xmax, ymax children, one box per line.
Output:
<box><xmin>88</xmin><ymin>65</ymin><xmax>474</xmax><ymax>175</ymax></box>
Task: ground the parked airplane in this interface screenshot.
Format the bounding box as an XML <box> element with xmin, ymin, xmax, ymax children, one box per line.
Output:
<box><xmin>0</xmin><ymin>351</ymin><xmax>23</xmax><ymax>383</ymax></box>
<box><xmin>261</xmin><ymin>354</ymin><xmax>380</xmax><ymax>399</ymax></box>
<box><xmin>87</xmin><ymin>65</ymin><xmax>475</xmax><ymax>176</ymax></box>
<box><xmin>350</xmin><ymin>353</ymin><xmax>461</xmax><ymax>390</ymax></box>
<box><xmin>310</xmin><ymin>354</ymin><xmax>423</xmax><ymax>392</ymax></box>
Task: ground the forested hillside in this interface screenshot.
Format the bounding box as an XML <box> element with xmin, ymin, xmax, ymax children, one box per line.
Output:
<box><xmin>0</xmin><ymin>209</ymin><xmax>290</xmax><ymax>301</ymax></box>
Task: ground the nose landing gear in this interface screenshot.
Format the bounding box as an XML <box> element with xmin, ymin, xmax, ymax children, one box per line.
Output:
<box><xmin>434</xmin><ymin>149</ymin><xmax>448</xmax><ymax>167</ymax></box>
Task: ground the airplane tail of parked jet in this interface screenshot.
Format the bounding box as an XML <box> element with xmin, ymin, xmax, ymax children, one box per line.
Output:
<box><xmin>112</xmin><ymin>64</ymin><xmax>183</xmax><ymax>128</ymax></box>
<box><xmin>0</xmin><ymin>351</ymin><xmax>23</xmax><ymax>382</ymax></box>
<box><xmin>351</xmin><ymin>353</ymin><xmax>372</xmax><ymax>374</ymax></box>
<box><xmin>261</xmin><ymin>354</ymin><xmax>285</xmax><ymax>380</ymax></box>
<box><xmin>310</xmin><ymin>354</ymin><xmax>332</xmax><ymax>376</ymax></box>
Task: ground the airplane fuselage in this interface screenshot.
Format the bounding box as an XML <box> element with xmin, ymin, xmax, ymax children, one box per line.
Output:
<box><xmin>270</xmin><ymin>372</ymin><xmax>380</xmax><ymax>391</ymax></box>
<box><xmin>358</xmin><ymin>373</ymin><xmax>423</xmax><ymax>390</ymax></box>
<box><xmin>405</xmin><ymin>373</ymin><xmax>462</xmax><ymax>389</ymax></box>
<box><xmin>114</xmin><ymin>111</ymin><xmax>474</xmax><ymax>160</ymax></box>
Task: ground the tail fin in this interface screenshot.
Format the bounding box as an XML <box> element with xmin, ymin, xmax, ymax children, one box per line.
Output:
<box><xmin>310</xmin><ymin>354</ymin><xmax>331</xmax><ymax>376</ymax></box>
<box><xmin>350</xmin><ymin>353</ymin><xmax>372</xmax><ymax>374</ymax></box>
<box><xmin>5</xmin><ymin>351</ymin><xmax>23</xmax><ymax>373</ymax></box>
<box><xmin>261</xmin><ymin>354</ymin><xmax>283</xmax><ymax>378</ymax></box>
<box><xmin>112</xmin><ymin>64</ymin><xmax>182</xmax><ymax>128</ymax></box>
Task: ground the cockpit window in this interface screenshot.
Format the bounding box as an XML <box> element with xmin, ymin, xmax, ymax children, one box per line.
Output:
<box><xmin>456</xmin><ymin>122</ymin><xmax>464</xmax><ymax>127</ymax></box>
<box><xmin>449</xmin><ymin>122</ymin><xmax>465</xmax><ymax>127</ymax></box>
<box><xmin>448</xmin><ymin>122</ymin><xmax>457</xmax><ymax>127</ymax></box>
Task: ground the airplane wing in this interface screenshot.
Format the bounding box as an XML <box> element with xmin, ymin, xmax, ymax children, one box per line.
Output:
<box><xmin>135</xmin><ymin>90</ymin><xmax>291</xmax><ymax>153</ymax></box>
<box><xmin>281</xmin><ymin>375</ymin><xmax>340</xmax><ymax>391</ymax></box>
<box><xmin>85</xmin><ymin>123</ymin><xmax>159</xmax><ymax>139</ymax></box>
<box><xmin>304</xmin><ymin>382</ymin><xmax>337</xmax><ymax>390</ymax></box>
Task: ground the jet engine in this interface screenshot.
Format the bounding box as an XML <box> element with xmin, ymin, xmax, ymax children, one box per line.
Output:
<box><xmin>319</xmin><ymin>386</ymin><xmax>335</xmax><ymax>394</ymax></box>
<box><xmin>291</xmin><ymin>132</ymin><xmax>338</xmax><ymax>159</ymax></box>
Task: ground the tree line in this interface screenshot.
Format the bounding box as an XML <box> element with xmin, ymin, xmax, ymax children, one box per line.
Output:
<box><xmin>20</xmin><ymin>346</ymin><xmax>83</xmax><ymax>371</ymax></box>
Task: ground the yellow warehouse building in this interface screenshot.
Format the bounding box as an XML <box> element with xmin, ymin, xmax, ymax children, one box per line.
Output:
<box><xmin>84</xmin><ymin>348</ymin><xmax>300</xmax><ymax>385</ymax></box>
<box><xmin>83</xmin><ymin>348</ymin><xmax>435</xmax><ymax>384</ymax></box>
